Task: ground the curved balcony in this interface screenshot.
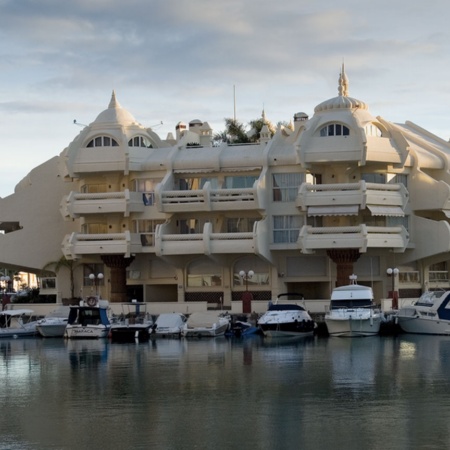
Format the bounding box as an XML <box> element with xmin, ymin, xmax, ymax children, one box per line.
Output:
<box><xmin>61</xmin><ymin>190</ymin><xmax>145</xmax><ymax>219</ymax></box>
<box><xmin>155</xmin><ymin>219</ymin><xmax>271</xmax><ymax>261</ymax></box>
<box><xmin>296</xmin><ymin>181</ymin><xmax>408</xmax><ymax>217</ymax></box>
<box><xmin>155</xmin><ymin>181</ymin><xmax>263</xmax><ymax>213</ymax></box>
<box><xmin>62</xmin><ymin>231</ymin><xmax>142</xmax><ymax>259</ymax></box>
<box><xmin>298</xmin><ymin>225</ymin><xmax>409</xmax><ymax>254</ymax></box>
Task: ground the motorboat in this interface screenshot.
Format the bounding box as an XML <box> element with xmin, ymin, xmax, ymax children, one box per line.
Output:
<box><xmin>226</xmin><ymin>319</ymin><xmax>260</xmax><ymax>337</ymax></box>
<box><xmin>257</xmin><ymin>293</ymin><xmax>316</xmax><ymax>338</ymax></box>
<box><xmin>110</xmin><ymin>302</ymin><xmax>153</xmax><ymax>342</ymax></box>
<box><xmin>0</xmin><ymin>309</ymin><xmax>38</xmax><ymax>338</ymax></box>
<box><xmin>181</xmin><ymin>311</ymin><xmax>231</xmax><ymax>338</ymax></box>
<box><xmin>396</xmin><ymin>290</ymin><xmax>450</xmax><ymax>335</ymax></box>
<box><xmin>152</xmin><ymin>313</ymin><xmax>186</xmax><ymax>338</ymax></box>
<box><xmin>325</xmin><ymin>280</ymin><xmax>382</xmax><ymax>337</ymax></box>
<box><xmin>65</xmin><ymin>297</ymin><xmax>111</xmax><ymax>339</ymax></box>
<box><xmin>36</xmin><ymin>306</ymin><xmax>70</xmax><ymax>337</ymax></box>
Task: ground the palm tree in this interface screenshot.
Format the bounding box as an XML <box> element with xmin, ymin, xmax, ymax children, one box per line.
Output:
<box><xmin>42</xmin><ymin>256</ymin><xmax>78</xmax><ymax>300</ymax></box>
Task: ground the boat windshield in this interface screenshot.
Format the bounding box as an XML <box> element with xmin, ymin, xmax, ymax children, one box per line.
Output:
<box><xmin>415</xmin><ymin>290</ymin><xmax>447</xmax><ymax>307</ymax></box>
<box><xmin>330</xmin><ymin>299</ymin><xmax>373</xmax><ymax>309</ymax></box>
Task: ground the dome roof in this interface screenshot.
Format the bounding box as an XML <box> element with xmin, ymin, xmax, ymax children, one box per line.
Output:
<box><xmin>314</xmin><ymin>65</ymin><xmax>368</xmax><ymax>113</ymax></box>
<box><xmin>92</xmin><ymin>91</ymin><xmax>138</xmax><ymax>126</ymax></box>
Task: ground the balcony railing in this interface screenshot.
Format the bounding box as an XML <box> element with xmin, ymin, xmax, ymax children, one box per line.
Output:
<box><xmin>297</xmin><ymin>224</ymin><xmax>409</xmax><ymax>253</ymax></box>
<box><xmin>155</xmin><ymin>219</ymin><xmax>271</xmax><ymax>261</ymax></box>
<box><xmin>155</xmin><ymin>181</ymin><xmax>262</xmax><ymax>213</ymax></box>
<box><xmin>62</xmin><ymin>231</ymin><xmax>142</xmax><ymax>259</ymax></box>
<box><xmin>62</xmin><ymin>190</ymin><xmax>145</xmax><ymax>219</ymax></box>
<box><xmin>296</xmin><ymin>181</ymin><xmax>408</xmax><ymax>216</ymax></box>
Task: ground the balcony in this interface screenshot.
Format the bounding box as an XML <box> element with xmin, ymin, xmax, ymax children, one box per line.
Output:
<box><xmin>297</xmin><ymin>225</ymin><xmax>409</xmax><ymax>254</ymax></box>
<box><xmin>155</xmin><ymin>219</ymin><xmax>271</xmax><ymax>261</ymax></box>
<box><xmin>155</xmin><ymin>181</ymin><xmax>263</xmax><ymax>213</ymax></box>
<box><xmin>296</xmin><ymin>181</ymin><xmax>408</xmax><ymax>216</ymax></box>
<box><xmin>61</xmin><ymin>190</ymin><xmax>145</xmax><ymax>219</ymax></box>
<box><xmin>62</xmin><ymin>231</ymin><xmax>142</xmax><ymax>259</ymax></box>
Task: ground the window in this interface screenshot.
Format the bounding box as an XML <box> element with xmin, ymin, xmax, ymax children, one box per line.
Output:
<box><xmin>224</xmin><ymin>176</ymin><xmax>257</xmax><ymax>189</ymax></box>
<box><xmin>81</xmin><ymin>184</ymin><xmax>108</xmax><ymax>194</ymax></box>
<box><xmin>179</xmin><ymin>218</ymin><xmax>210</xmax><ymax>234</ymax></box>
<box><xmin>83</xmin><ymin>264</ymin><xmax>105</xmax><ymax>287</ymax></box>
<box><xmin>81</xmin><ymin>223</ymin><xmax>108</xmax><ymax>234</ymax></box>
<box><xmin>273</xmin><ymin>215</ymin><xmax>302</xmax><ymax>243</ymax></box>
<box><xmin>233</xmin><ymin>258</ymin><xmax>270</xmax><ymax>286</ymax></box>
<box><xmin>365</xmin><ymin>124</ymin><xmax>382</xmax><ymax>137</ymax></box>
<box><xmin>227</xmin><ymin>218</ymin><xmax>256</xmax><ymax>233</ymax></box>
<box><xmin>128</xmin><ymin>136</ymin><xmax>153</xmax><ymax>148</ymax></box>
<box><xmin>273</xmin><ymin>173</ymin><xmax>304</xmax><ymax>202</ymax></box>
<box><xmin>319</xmin><ymin>124</ymin><xmax>350</xmax><ymax>137</ymax></box>
<box><xmin>132</xmin><ymin>220</ymin><xmax>164</xmax><ymax>246</ymax></box>
<box><xmin>387</xmin><ymin>173</ymin><xmax>408</xmax><ymax>188</ymax></box>
<box><xmin>41</xmin><ymin>278</ymin><xmax>56</xmax><ymax>289</ymax></box>
<box><xmin>187</xmin><ymin>260</ymin><xmax>222</xmax><ymax>287</ymax></box>
<box><xmin>362</xmin><ymin>173</ymin><xmax>386</xmax><ymax>184</ymax></box>
<box><xmin>132</xmin><ymin>179</ymin><xmax>162</xmax><ymax>206</ymax></box>
<box><xmin>178</xmin><ymin>177</ymin><xmax>218</xmax><ymax>190</ymax></box>
<box><xmin>386</xmin><ymin>215</ymin><xmax>409</xmax><ymax>231</ymax></box>
<box><xmin>86</xmin><ymin>136</ymin><xmax>119</xmax><ymax>147</ymax></box>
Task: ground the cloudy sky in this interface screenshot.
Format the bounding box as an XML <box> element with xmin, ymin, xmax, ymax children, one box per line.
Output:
<box><xmin>1</xmin><ymin>0</ymin><xmax>450</xmax><ymax>198</ymax></box>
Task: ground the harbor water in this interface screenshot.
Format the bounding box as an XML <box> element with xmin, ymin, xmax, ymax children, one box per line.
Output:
<box><xmin>1</xmin><ymin>334</ymin><xmax>449</xmax><ymax>450</ymax></box>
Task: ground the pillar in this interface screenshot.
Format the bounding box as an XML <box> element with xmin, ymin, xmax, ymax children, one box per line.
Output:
<box><xmin>326</xmin><ymin>249</ymin><xmax>361</xmax><ymax>287</ymax></box>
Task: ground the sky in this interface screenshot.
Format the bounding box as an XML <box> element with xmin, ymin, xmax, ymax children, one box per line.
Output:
<box><xmin>1</xmin><ymin>0</ymin><xmax>450</xmax><ymax>198</ymax></box>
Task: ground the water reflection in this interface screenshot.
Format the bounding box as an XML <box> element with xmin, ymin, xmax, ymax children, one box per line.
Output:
<box><xmin>2</xmin><ymin>335</ymin><xmax>450</xmax><ymax>449</ymax></box>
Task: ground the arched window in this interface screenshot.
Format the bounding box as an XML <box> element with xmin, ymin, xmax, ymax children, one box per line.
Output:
<box><xmin>86</xmin><ymin>136</ymin><xmax>119</xmax><ymax>147</ymax></box>
<box><xmin>319</xmin><ymin>124</ymin><xmax>350</xmax><ymax>137</ymax></box>
<box><xmin>187</xmin><ymin>259</ymin><xmax>223</xmax><ymax>287</ymax></box>
<box><xmin>364</xmin><ymin>124</ymin><xmax>382</xmax><ymax>137</ymax></box>
<box><xmin>128</xmin><ymin>136</ymin><xmax>153</xmax><ymax>148</ymax></box>
<box><xmin>233</xmin><ymin>257</ymin><xmax>270</xmax><ymax>286</ymax></box>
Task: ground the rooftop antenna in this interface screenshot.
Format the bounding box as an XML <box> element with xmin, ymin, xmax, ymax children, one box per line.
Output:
<box><xmin>149</xmin><ymin>121</ymin><xmax>163</xmax><ymax>129</ymax></box>
<box><xmin>73</xmin><ymin>119</ymin><xmax>87</xmax><ymax>128</ymax></box>
<box><xmin>233</xmin><ymin>85</ymin><xmax>236</xmax><ymax>122</ymax></box>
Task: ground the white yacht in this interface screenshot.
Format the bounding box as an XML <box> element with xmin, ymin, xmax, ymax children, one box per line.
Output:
<box><xmin>153</xmin><ymin>313</ymin><xmax>186</xmax><ymax>338</ymax></box>
<box><xmin>325</xmin><ymin>279</ymin><xmax>382</xmax><ymax>337</ymax></box>
<box><xmin>110</xmin><ymin>302</ymin><xmax>153</xmax><ymax>342</ymax></box>
<box><xmin>36</xmin><ymin>306</ymin><xmax>70</xmax><ymax>337</ymax></box>
<box><xmin>257</xmin><ymin>293</ymin><xmax>316</xmax><ymax>338</ymax></box>
<box><xmin>182</xmin><ymin>311</ymin><xmax>230</xmax><ymax>338</ymax></box>
<box><xmin>396</xmin><ymin>290</ymin><xmax>450</xmax><ymax>335</ymax></box>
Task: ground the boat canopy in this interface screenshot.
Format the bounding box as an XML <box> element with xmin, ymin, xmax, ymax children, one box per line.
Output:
<box><xmin>268</xmin><ymin>304</ymin><xmax>306</xmax><ymax>311</ymax></box>
<box><xmin>0</xmin><ymin>309</ymin><xmax>34</xmax><ymax>316</ymax></box>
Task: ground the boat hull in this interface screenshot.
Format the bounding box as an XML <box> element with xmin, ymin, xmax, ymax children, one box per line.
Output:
<box><xmin>397</xmin><ymin>316</ymin><xmax>450</xmax><ymax>335</ymax></box>
<box><xmin>325</xmin><ymin>316</ymin><xmax>382</xmax><ymax>337</ymax></box>
<box><xmin>65</xmin><ymin>325</ymin><xmax>110</xmax><ymax>339</ymax></box>
<box><xmin>0</xmin><ymin>327</ymin><xmax>38</xmax><ymax>338</ymax></box>
<box><xmin>260</xmin><ymin>325</ymin><xmax>314</xmax><ymax>338</ymax></box>
<box><xmin>110</xmin><ymin>325</ymin><xmax>152</xmax><ymax>342</ymax></box>
<box><xmin>37</xmin><ymin>324</ymin><xmax>67</xmax><ymax>338</ymax></box>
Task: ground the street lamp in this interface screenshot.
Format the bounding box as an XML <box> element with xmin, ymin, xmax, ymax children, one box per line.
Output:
<box><xmin>239</xmin><ymin>270</ymin><xmax>254</xmax><ymax>314</ymax></box>
<box><xmin>89</xmin><ymin>273</ymin><xmax>104</xmax><ymax>297</ymax></box>
<box><xmin>387</xmin><ymin>268</ymin><xmax>399</xmax><ymax>310</ymax></box>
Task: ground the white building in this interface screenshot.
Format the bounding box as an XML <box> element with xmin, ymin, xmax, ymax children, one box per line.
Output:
<box><xmin>1</xmin><ymin>67</ymin><xmax>450</xmax><ymax>311</ymax></box>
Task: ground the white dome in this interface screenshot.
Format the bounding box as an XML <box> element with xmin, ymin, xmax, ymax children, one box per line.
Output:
<box><xmin>92</xmin><ymin>91</ymin><xmax>138</xmax><ymax>126</ymax></box>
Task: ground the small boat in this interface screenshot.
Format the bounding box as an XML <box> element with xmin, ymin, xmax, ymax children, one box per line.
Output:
<box><xmin>0</xmin><ymin>309</ymin><xmax>38</xmax><ymax>338</ymax></box>
<box><xmin>258</xmin><ymin>293</ymin><xmax>316</xmax><ymax>338</ymax></box>
<box><xmin>36</xmin><ymin>306</ymin><xmax>70</xmax><ymax>337</ymax></box>
<box><xmin>226</xmin><ymin>319</ymin><xmax>260</xmax><ymax>337</ymax></box>
<box><xmin>396</xmin><ymin>290</ymin><xmax>450</xmax><ymax>335</ymax></box>
<box><xmin>182</xmin><ymin>311</ymin><xmax>231</xmax><ymax>338</ymax></box>
<box><xmin>65</xmin><ymin>298</ymin><xmax>111</xmax><ymax>339</ymax></box>
<box><xmin>110</xmin><ymin>302</ymin><xmax>153</xmax><ymax>342</ymax></box>
<box><xmin>325</xmin><ymin>279</ymin><xmax>383</xmax><ymax>337</ymax></box>
<box><xmin>152</xmin><ymin>313</ymin><xmax>186</xmax><ymax>338</ymax></box>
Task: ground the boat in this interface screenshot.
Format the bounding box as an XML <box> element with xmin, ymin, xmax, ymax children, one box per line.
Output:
<box><xmin>325</xmin><ymin>280</ymin><xmax>383</xmax><ymax>337</ymax></box>
<box><xmin>226</xmin><ymin>319</ymin><xmax>260</xmax><ymax>337</ymax></box>
<box><xmin>395</xmin><ymin>290</ymin><xmax>450</xmax><ymax>335</ymax></box>
<box><xmin>181</xmin><ymin>311</ymin><xmax>231</xmax><ymax>338</ymax></box>
<box><xmin>65</xmin><ymin>297</ymin><xmax>111</xmax><ymax>339</ymax></box>
<box><xmin>152</xmin><ymin>313</ymin><xmax>186</xmax><ymax>338</ymax></box>
<box><xmin>36</xmin><ymin>306</ymin><xmax>70</xmax><ymax>337</ymax></box>
<box><xmin>0</xmin><ymin>309</ymin><xmax>38</xmax><ymax>338</ymax></box>
<box><xmin>257</xmin><ymin>293</ymin><xmax>316</xmax><ymax>338</ymax></box>
<box><xmin>110</xmin><ymin>302</ymin><xmax>153</xmax><ymax>342</ymax></box>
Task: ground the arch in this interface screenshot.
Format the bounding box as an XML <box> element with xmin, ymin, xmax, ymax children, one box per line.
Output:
<box><xmin>128</xmin><ymin>135</ymin><xmax>153</xmax><ymax>148</ymax></box>
<box><xmin>318</xmin><ymin>123</ymin><xmax>350</xmax><ymax>137</ymax></box>
<box><xmin>187</xmin><ymin>258</ymin><xmax>223</xmax><ymax>287</ymax></box>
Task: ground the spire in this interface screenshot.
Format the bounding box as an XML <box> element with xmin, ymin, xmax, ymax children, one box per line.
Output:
<box><xmin>108</xmin><ymin>90</ymin><xmax>121</xmax><ymax>109</ymax></box>
<box><xmin>262</xmin><ymin>106</ymin><xmax>267</xmax><ymax>124</ymax></box>
<box><xmin>338</xmin><ymin>63</ymin><xmax>349</xmax><ymax>97</ymax></box>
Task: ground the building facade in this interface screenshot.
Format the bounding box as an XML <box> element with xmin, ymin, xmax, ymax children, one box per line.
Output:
<box><xmin>1</xmin><ymin>68</ymin><xmax>450</xmax><ymax>310</ymax></box>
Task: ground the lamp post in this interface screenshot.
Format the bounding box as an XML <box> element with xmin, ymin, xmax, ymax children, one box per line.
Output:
<box><xmin>239</xmin><ymin>270</ymin><xmax>254</xmax><ymax>314</ymax></box>
<box><xmin>387</xmin><ymin>268</ymin><xmax>399</xmax><ymax>310</ymax></box>
<box><xmin>89</xmin><ymin>273</ymin><xmax>104</xmax><ymax>298</ymax></box>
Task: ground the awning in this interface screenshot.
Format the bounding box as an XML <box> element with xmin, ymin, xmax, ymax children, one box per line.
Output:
<box><xmin>367</xmin><ymin>205</ymin><xmax>404</xmax><ymax>217</ymax></box>
<box><xmin>307</xmin><ymin>205</ymin><xmax>359</xmax><ymax>216</ymax></box>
